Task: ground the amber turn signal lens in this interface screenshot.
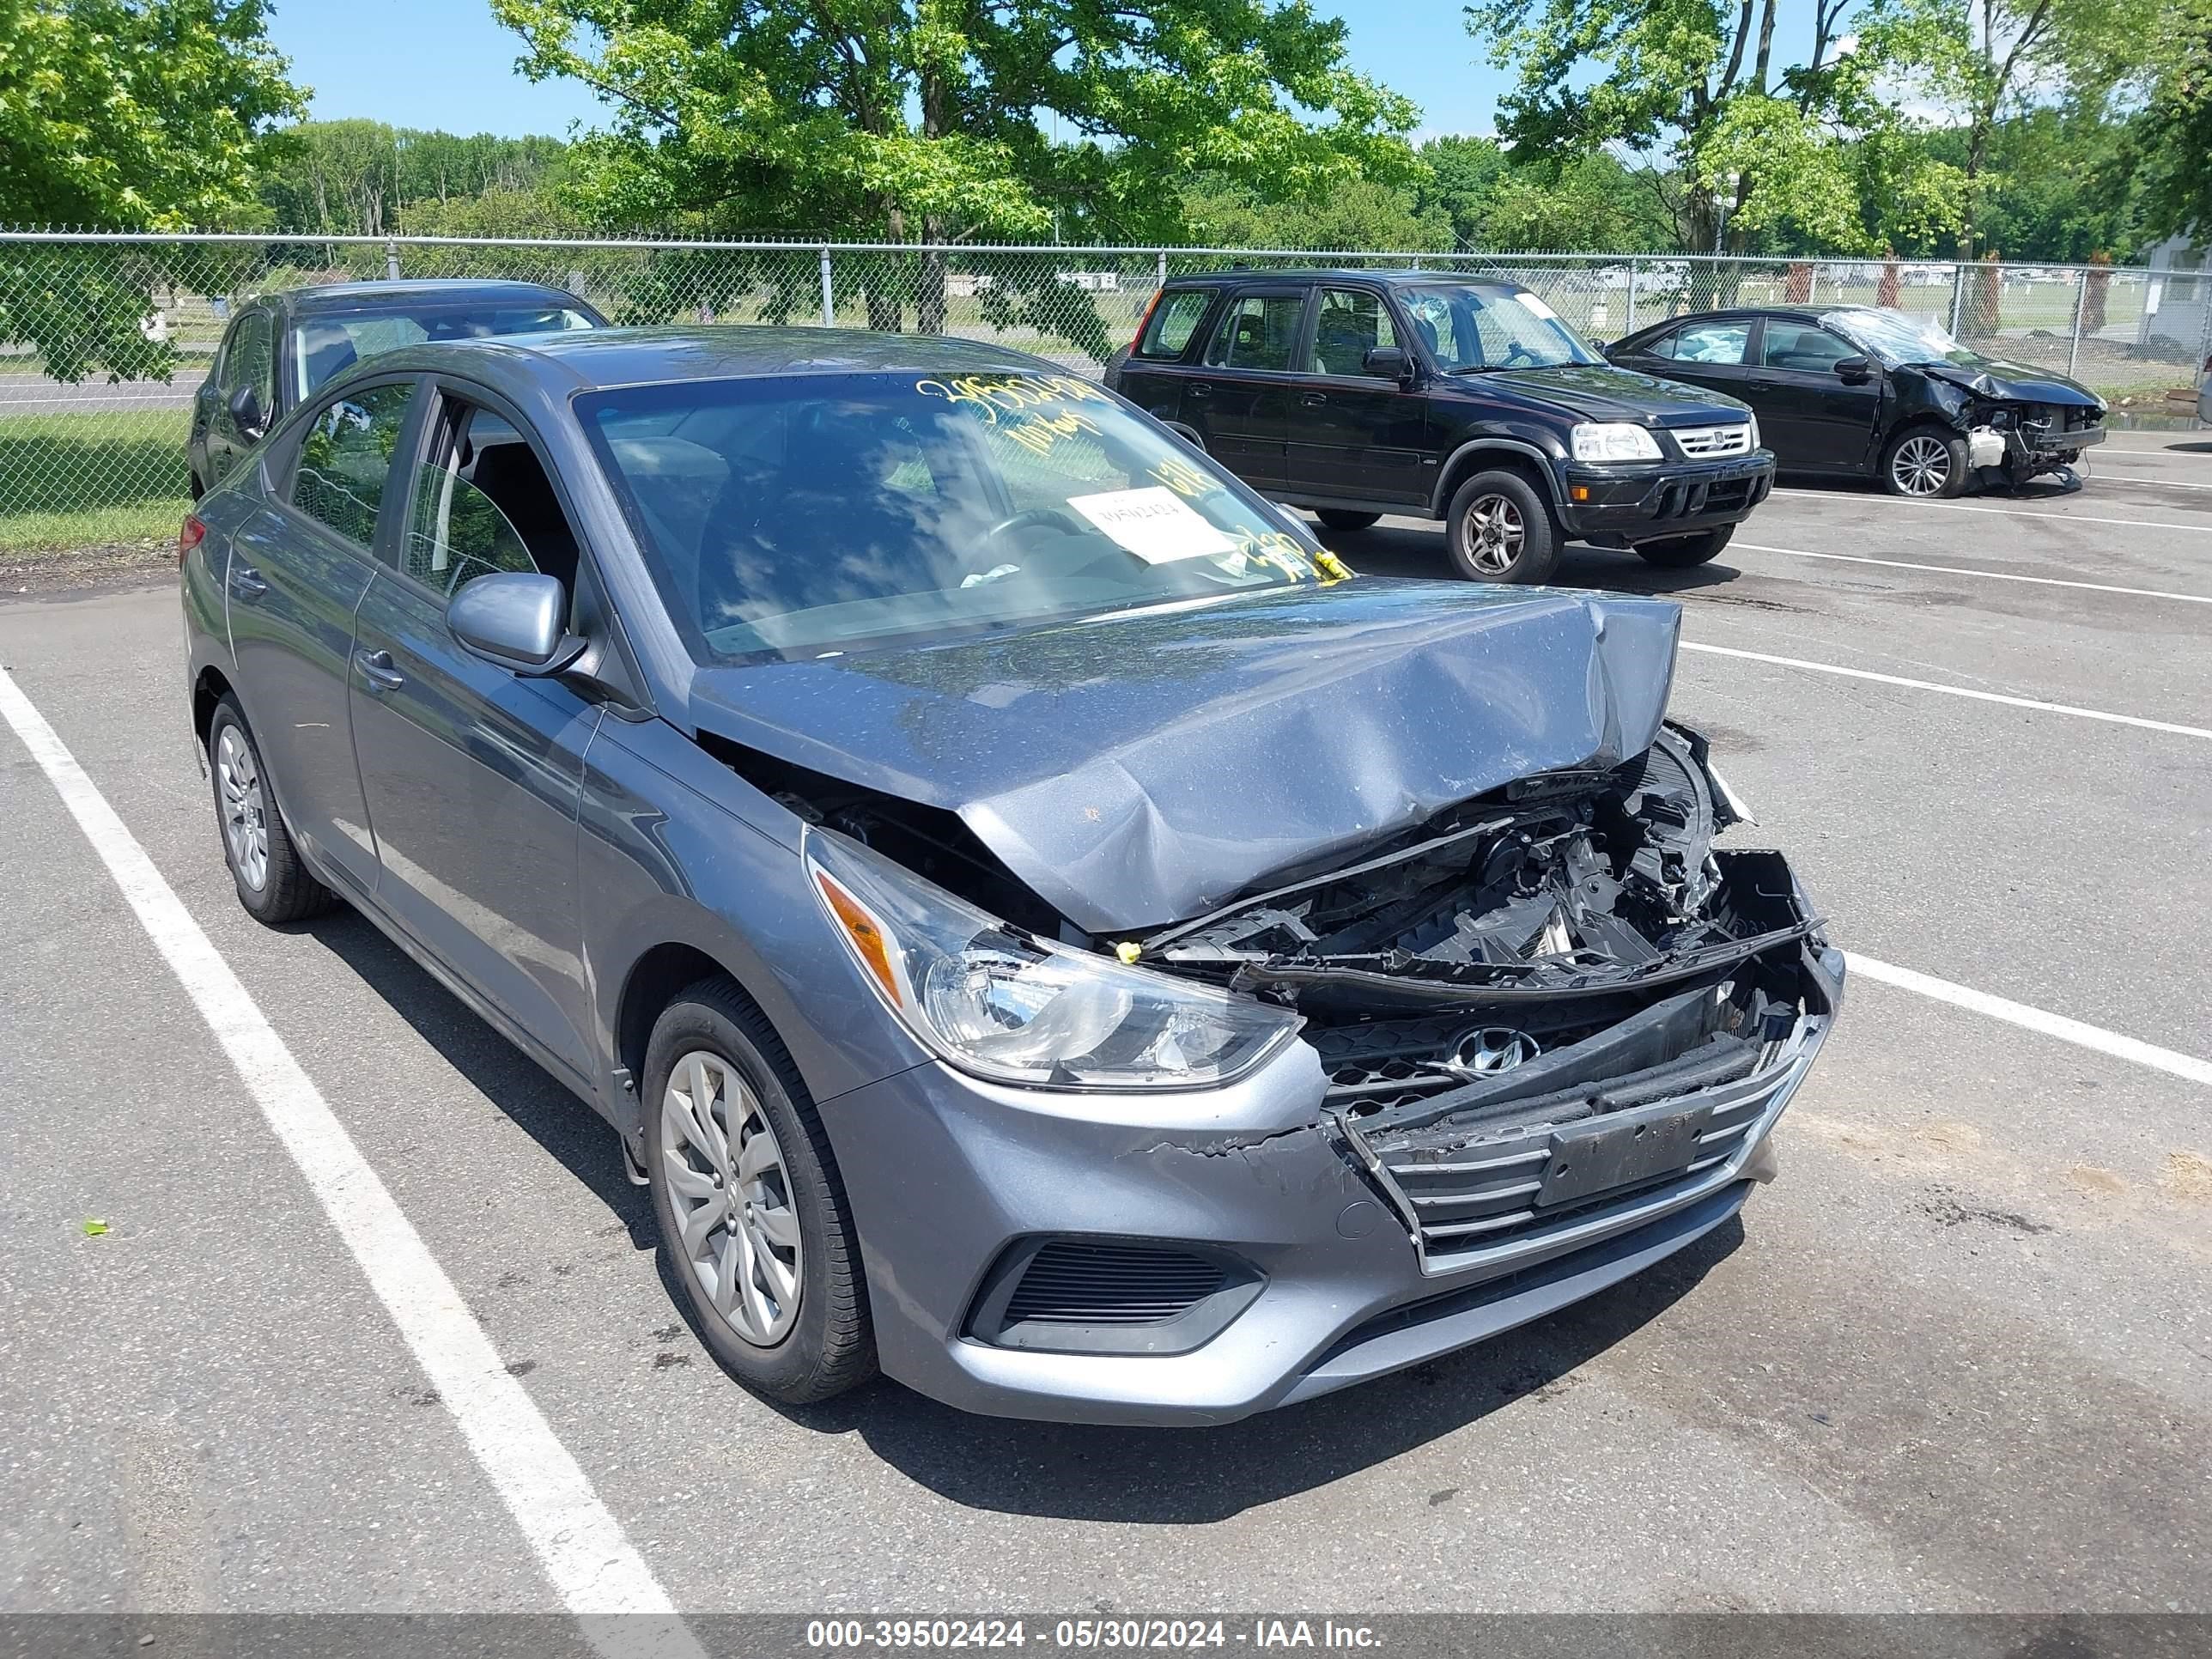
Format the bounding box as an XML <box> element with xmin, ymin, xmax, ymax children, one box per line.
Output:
<box><xmin>815</xmin><ymin>868</ymin><xmax>904</xmax><ymax>1006</ymax></box>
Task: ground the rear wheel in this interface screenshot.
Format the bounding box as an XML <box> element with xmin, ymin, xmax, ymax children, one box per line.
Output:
<box><xmin>643</xmin><ymin>978</ymin><xmax>875</xmax><ymax>1405</ymax></box>
<box><xmin>205</xmin><ymin>698</ymin><xmax>335</xmax><ymax>925</ymax></box>
<box><xmin>1635</xmin><ymin>525</ymin><xmax>1735</xmax><ymax>567</ymax></box>
<box><xmin>1881</xmin><ymin>427</ymin><xmax>1968</xmax><ymax>498</ymax></box>
<box><xmin>1445</xmin><ymin>470</ymin><xmax>1560</xmax><ymax>584</ymax></box>
<box><xmin>1315</xmin><ymin>509</ymin><xmax>1382</xmax><ymax>532</ymax></box>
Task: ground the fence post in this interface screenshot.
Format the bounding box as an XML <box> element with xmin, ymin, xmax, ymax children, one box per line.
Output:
<box><xmin>385</xmin><ymin>237</ymin><xmax>400</xmax><ymax>281</ymax></box>
<box><xmin>1626</xmin><ymin>257</ymin><xmax>1638</xmax><ymax>334</ymax></box>
<box><xmin>2066</xmin><ymin>267</ymin><xmax>2089</xmax><ymax>380</ymax></box>
<box><xmin>819</xmin><ymin>246</ymin><xmax>835</xmax><ymax>327</ymax></box>
<box><xmin>1948</xmin><ymin>264</ymin><xmax>1966</xmax><ymax>336</ymax></box>
<box><xmin>1157</xmin><ymin>249</ymin><xmax>1167</xmax><ymax>291</ymax></box>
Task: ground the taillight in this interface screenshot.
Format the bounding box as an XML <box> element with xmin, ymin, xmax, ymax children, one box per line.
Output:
<box><xmin>178</xmin><ymin>514</ymin><xmax>206</xmax><ymax>565</ymax></box>
<box><xmin>1131</xmin><ymin>287</ymin><xmax>1164</xmax><ymax>352</ymax></box>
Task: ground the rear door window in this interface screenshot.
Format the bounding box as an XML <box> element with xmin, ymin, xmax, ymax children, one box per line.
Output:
<box><xmin>1134</xmin><ymin>289</ymin><xmax>1215</xmax><ymax>360</ymax></box>
<box><xmin>1759</xmin><ymin>320</ymin><xmax>1859</xmax><ymax>373</ymax></box>
<box><xmin>225</xmin><ymin>309</ymin><xmax>277</xmax><ymax>415</ymax></box>
<box><xmin>288</xmin><ymin>381</ymin><xmax>417</xmax><ymax>549</ymax></box>
<box><xmin>1203</xmin><ymin>292</ymin><xmax>1307</xmax><ymax>372</ymax></box>
<box><xmin>1653</xmin><ymin>320</ymin><xmax>1750</xmax><ymax>364</ymax></box>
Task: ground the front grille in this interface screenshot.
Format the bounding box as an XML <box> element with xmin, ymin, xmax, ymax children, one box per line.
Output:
<box><xmin>1671</xmin><ymin>422</ymin><xmax>1753</xmax><ymax>458</ymax></box>
<box><xmin>1001</xmin><ymin>1241</ymin><xmax>1230</xmax><ymax>1326</ymax></box>
<box><xmin>1340</xmin><ymin>1048</ymin><xmax>1794</xmax><ymax>1272</ymax></box>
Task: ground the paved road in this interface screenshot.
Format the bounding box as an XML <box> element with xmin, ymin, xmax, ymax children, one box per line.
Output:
<box><xmin>3</xmin><ymin>441</ymin><xmax>2209</xmax><ymax>1620</ymax></box>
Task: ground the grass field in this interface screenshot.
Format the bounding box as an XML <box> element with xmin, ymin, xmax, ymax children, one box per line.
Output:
<box><xmin>0</xmin><ymin>408</ymin><xmax>192</xmax><ymax>553</ymax></box>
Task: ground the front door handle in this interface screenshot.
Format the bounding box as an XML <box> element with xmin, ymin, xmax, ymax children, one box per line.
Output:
<box><xmin>228</xmin><ymin>564</ymin><xmax>269</xmax><ymax>601</ymax></box>
<box><xmin>1300</xmin><ymin>392</ymin><xmax>1326</xmax><ymax>406</ymax></box>
<box><xmin>355</xmin><ymin>648</ymin><xmax>405</xmax><ymax>694</ymax></box>
<box><xmin>1188</xmin><ymin>382</ymin><xmax>1212</xmax><ymax>398</ymax></box>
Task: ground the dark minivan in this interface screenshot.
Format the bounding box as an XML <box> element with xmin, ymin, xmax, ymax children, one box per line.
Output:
<box><xmin>190</xmin><ymin>279</ymin><xmax>603</xmax><ymax>497</ymax></box>
<box><xmin>1106</xmin><ymin>270</ymin><xmax>1774</xmax><ymax>584</ymax></box>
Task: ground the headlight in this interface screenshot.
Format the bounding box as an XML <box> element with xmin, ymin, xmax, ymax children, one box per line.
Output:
<box><xmin>805</xmin><ymin>828</ymin><xmax>1302</xmax><ymax>1090</ymax></box>
<box><xmin>1747</xmin><ymin>411</ymin><xmax>1761</xmax><ymax>451</ymax></box>
<box><xmin>1571</xmin><ymin>422</ymin><xmax>1663</xmax><ymax>462</ymax></box>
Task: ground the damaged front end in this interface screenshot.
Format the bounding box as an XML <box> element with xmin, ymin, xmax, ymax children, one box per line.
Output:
<box><xmin>1128</xmin><ymin>724</ymin><xmax>1839</xmax><ymax>1273</ymax></box>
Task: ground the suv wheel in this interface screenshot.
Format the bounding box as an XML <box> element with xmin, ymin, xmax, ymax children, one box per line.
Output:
<box><xmin>1882</xmin><ymin>427</ymin><xmax>1968</xmax><ymax>498</ymax></box>
<box><xmin>1316</xmin><ymin>509</ymin><xmax>1382</xmax><ymax>532</ymax></box>
<box><xmin>643</xmin><ymin>978</ymin><xmax>875</xmax><ymax>1405</ymax></box>
<box><xmin>1445</xmin><ymin>470</ymin><xmax>1560</xmax><ymax>583</ymax></box>
<box><xmin>206</xmin><ymin>697</ymin><xmax>336</xmax><ymax>924</ymax></box>
<box><xmin>1635</xmin><ymin>525</ymin><xmax>1735</xmax><ymax>568</ymax></box>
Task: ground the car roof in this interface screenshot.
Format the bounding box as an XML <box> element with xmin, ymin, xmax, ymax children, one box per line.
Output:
<box><xmin>337</xmin><ymin>325</ymin><xmax>1066</xmax><ymax>399</ymax></box>
<box><xmin>276</xmin><ymin>279</ymin><xmax>591</xmax><ymax>316</ymax></box>
<box><xmin>1164</xmin><ymin>267</ymin><xmax>1528</xmax><ymax>290</ymax></box>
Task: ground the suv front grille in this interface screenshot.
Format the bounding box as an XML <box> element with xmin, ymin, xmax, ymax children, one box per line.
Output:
<box><xmin>1672</xmin><ymin>422</ymin><xmax>1753</xmax><ymax>458</ymax></box>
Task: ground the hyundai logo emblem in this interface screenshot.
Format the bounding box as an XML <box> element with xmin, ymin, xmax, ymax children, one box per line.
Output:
<box><xmin>1443</xmin><ymin>1026</ymin><xmax>1541</xmax><ymax>1078</ymax></box>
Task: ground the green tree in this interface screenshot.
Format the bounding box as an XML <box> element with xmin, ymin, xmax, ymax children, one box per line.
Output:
<box><xmin>1465</xmin><ymin>0</ymin><xmax>1964</xmax><ymax>255</ymax></box>
<box><xmin>0</xmin><ymin>0</ymin><xmax>303</xmax><ymax>382</ymax></box>
<box><xmin>2132</xmin><ymin>0</ymin><xmax>2212</xmax><ymax>242</ymax></box>
<box><xmin>254</xmin><ymin>120</ymin><xmax>572</xmax><ymax>235</ymax></box>
<box><xmin>491</xmin><ymin>0</ymin><xmax>1422</xmax><ymax>331</ymax></box>
<box><xmin>0</xmin><ymin>0</ymin><xmax>302</xmax><ymax>228</ymax></box>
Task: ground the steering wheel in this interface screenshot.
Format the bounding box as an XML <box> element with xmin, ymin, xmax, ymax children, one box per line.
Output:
<box><xmin>1501</xmin><ymin>340</ymin><xmax>1539</xmax><ymax>368</ymax></box>
<box><xmin>985</xmin><ymin>507</ymin><xmax>1084</xmax><ymax>543</ymax></box>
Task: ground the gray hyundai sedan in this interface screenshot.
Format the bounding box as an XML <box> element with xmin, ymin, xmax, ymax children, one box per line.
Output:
<box><xmin>180</xmin><ymin>326</ymin><xmax>1842</xmax><ymax>1425</ymax></box>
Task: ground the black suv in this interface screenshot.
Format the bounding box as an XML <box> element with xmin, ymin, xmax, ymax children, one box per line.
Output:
<box><xmin>190</xmin><ymin>279</ymin><xmax>604</xmax><ymax>497</ymax></box>
<box><xmin>1106</xmin><ymin>270</ymin><xmax>1775</xmax><ymax>583</ymax></box>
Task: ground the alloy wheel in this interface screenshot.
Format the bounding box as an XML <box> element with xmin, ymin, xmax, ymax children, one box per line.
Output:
<box><xmin>659</xmin><ymin>1049</ymin><xmax>803</xmax><ymax>1346</ymax></box>
<box><xmin>1462</xmin><ymin>493</ymin><xmax>1526</xmax><ymax>574</ymax></box>
<box><xmin>1891</xmin><ymin>434</ymin><xmax>1954</xmax><ymax>495</ymax></box>
<box><xmin>216</xmin><ymin>726</ymin><xmax>270</xmax><ymax>892</ymax></box>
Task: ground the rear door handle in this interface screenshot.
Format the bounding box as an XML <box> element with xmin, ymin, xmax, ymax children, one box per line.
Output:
<box><xmin>1300</xmin><ymin>392</ymin><xmax>1326</xmax><ymax>406</ymax></box>
<box><xmin>1188</xmin><ymin>382</ymin><xmax>1212</xmax><ymax>398</ymax></box>
<box><xmin>355</xmin><ymin>648</ymin><xmax>405</xmax><ymax>693</ymax></box>
<box><xmin>227</xmin><ymin>564</ymin><xmax>269</xmax><ymax>601</ymax></box>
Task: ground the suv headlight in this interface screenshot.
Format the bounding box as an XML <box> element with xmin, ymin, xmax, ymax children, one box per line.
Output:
<box><xmin>1747</xmin><ymin>411</ymin><xmax>1761</xmax><ymax>451</ymax></box>
<box><xmin>1571</xmin><ymin>422</ymin><xmax>1663</xmax><ymax>462</ymax></box>
<box><xmin>805</xmin><ymin>828</ymin><xmax>1301</xmax><ymax>1090</ymax></box>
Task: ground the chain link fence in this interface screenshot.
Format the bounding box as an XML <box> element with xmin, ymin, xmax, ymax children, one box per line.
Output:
<box><xmin>4</xmin><ymin>231</ymin><xmax>2209</xmax><ymax>552</ymax></box>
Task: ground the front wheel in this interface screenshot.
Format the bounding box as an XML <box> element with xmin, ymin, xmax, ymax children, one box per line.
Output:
<box><xmin>1635</xmin><ymin>525</ymin><xmax>1735</xmax><ymax>567</ymax></box>
<box><xmin>1315</xmin><ymin>509</ymin><xmax>1382</xmax><ymax>532</ymax></box>
<box><xmin>643</xmin><ymin>979</ymin><xmax>875</xmax><ymax>1405</ymax></box>
<box><xmin>1881</xmin><ymin>427</ymin><xmax>1968</xmax><ymax>498</ymax></box>
<box><xmin>1445</xmin><ymin>470</ymin><xmax>1560</xmax><ymax>584</ymax></box>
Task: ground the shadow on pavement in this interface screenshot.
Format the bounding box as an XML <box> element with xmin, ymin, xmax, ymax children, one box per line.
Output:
<box><xmin>1322</xmin><ymin>517</ymin><xmax>1746</xmax><ymax>599</ymax></box>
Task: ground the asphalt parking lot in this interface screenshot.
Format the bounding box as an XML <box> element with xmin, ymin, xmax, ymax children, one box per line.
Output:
<box><xmin>3</xmin><ymin>435</ymin><xmax>2209</xmax><ymax>1621</ymax></box>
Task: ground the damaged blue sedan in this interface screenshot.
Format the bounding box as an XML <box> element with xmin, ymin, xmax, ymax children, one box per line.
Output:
<box><xmin>180</xmin><ymin>326</ymin><xmax>1842</xmax><ymax>1425</ymax></box>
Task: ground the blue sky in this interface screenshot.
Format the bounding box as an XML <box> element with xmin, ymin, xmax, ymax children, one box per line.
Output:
<box><xmin>270</xmin><ymin>1</ymin><xmax>1830</xmax><ymax>145</ymax></box>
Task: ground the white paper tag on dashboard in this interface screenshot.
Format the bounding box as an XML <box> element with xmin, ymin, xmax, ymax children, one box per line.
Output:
<box><xmin>1067</xmin><ymin>486</ymin><xmax>1238</xmax><ymax>563</ymax></box>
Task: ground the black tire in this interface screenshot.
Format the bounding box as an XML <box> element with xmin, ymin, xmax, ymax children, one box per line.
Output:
<box><xmin>1316</xmin><ymin>509</ymin><xmax>1382</xmax><ymax>532</ymax></box>
<box><xmin>642</xmin><ymin>977</ymin><xmax>875</xmax><ymax>1405</ymax></box>
<box><xmin>1881</xmin><ymin>425</ymin><xmax>1969</xmax><ymax>498</ymax></box>
<box><xmin>1444</xmin><ymin>469</ymin><xmax>1561</xmax><ymax>584</ymax></box>
<box><xmin>1635</xmin><ymin>525</ymin><xmax>1735</xmax><ymax>567</ymax></box>
<box><xmin>205</xmin><ymin>696</ymin><xmax>336</xmax><ymax>924</ymax></box>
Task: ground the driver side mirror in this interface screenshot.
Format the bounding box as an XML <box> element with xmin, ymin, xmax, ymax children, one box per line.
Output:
<box><xmin>449</xmin><ymin>572</ymin><xmax>587</xmax><ymax>676</ymax></box>
<box><xmin>227</xmin><ymin>385</ymin><xmax>265</xmax><ymax>439</ymax></box>
<box><xmin>1833</xmin><ymin>355</ymin><xmax>1874</xmax><ymax>385</ymax></box>
<box><xmin>1363</xmin><ymin>345</ymin><xmax>1412</xmax><ymax>381</ymax></box>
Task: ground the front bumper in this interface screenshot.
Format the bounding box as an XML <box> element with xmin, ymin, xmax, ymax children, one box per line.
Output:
<box><xmin>821</xmin><ymin>933</ymin><xmax>1844</xmax><ymax>1425</ymax></box>
<box><xmin>1559</xmin><ymin>452</ymin><xmax>1775</xmax><ymax>544</ymax></box>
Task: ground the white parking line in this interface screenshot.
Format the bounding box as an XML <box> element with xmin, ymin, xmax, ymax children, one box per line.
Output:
<box><xmin>1732</xmin><ymin>542</ymin><xmax>2212</xmax><ymax>605</ymax></box>
<box><xmin>1769</xmin><ymin>487</ymin><xmax>2212</xmax><ymax>534</ymax></box>
<box><xmin>1679</xmin><ymin>641</ymin><xmax>2212</xmax><ymax>740</ymax></box>
<box><xmin>1849</xmin><ymin>954</ymin><xmax>2212</xmax><ymax>1088</ymax></box>
<box><xmin>2093</xmin><ymin>474</ymin><xmax>2212</xmax><ymax>491</ymax></box>
<box><xmin>0</xmin><ymin>666</ymin><xmax>703</xmax><ymax>1659</ymax></box>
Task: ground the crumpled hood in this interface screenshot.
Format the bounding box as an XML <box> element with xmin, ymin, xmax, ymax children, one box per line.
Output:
<box><xmin>1917</xmin><ymin>357</ymin><xmax>2102</xmax><ymax>406</ymax></box>
<box><xmin>687</xmin><ymin>579</ymin><xmax>1682</xmax><ymax>933</ymax></box>
<box><xmin>1486</xmin><ymin>363</ymin><xmax>1752</xmax><ymax>426</ymax></box>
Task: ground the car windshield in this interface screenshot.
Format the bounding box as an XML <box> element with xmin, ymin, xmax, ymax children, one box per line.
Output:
<box><xmin>1822</xmin><ymin>307</ymin><xmax>1982</xmax><ymax>369</ymax></box>
<box><xmin>580</xmin><ymin>371</ymin><xmax>1347</xmax><ymax>662</ymax></box>
<box><xmin>1400</xmin><ymin>283</ymin><xmax>1602</xmax><ymax>372</ymax></box>
<box><xmin>290</xmin><ymin>304</ymin><xmax>596</xmax><ymax>398</ymax></box>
